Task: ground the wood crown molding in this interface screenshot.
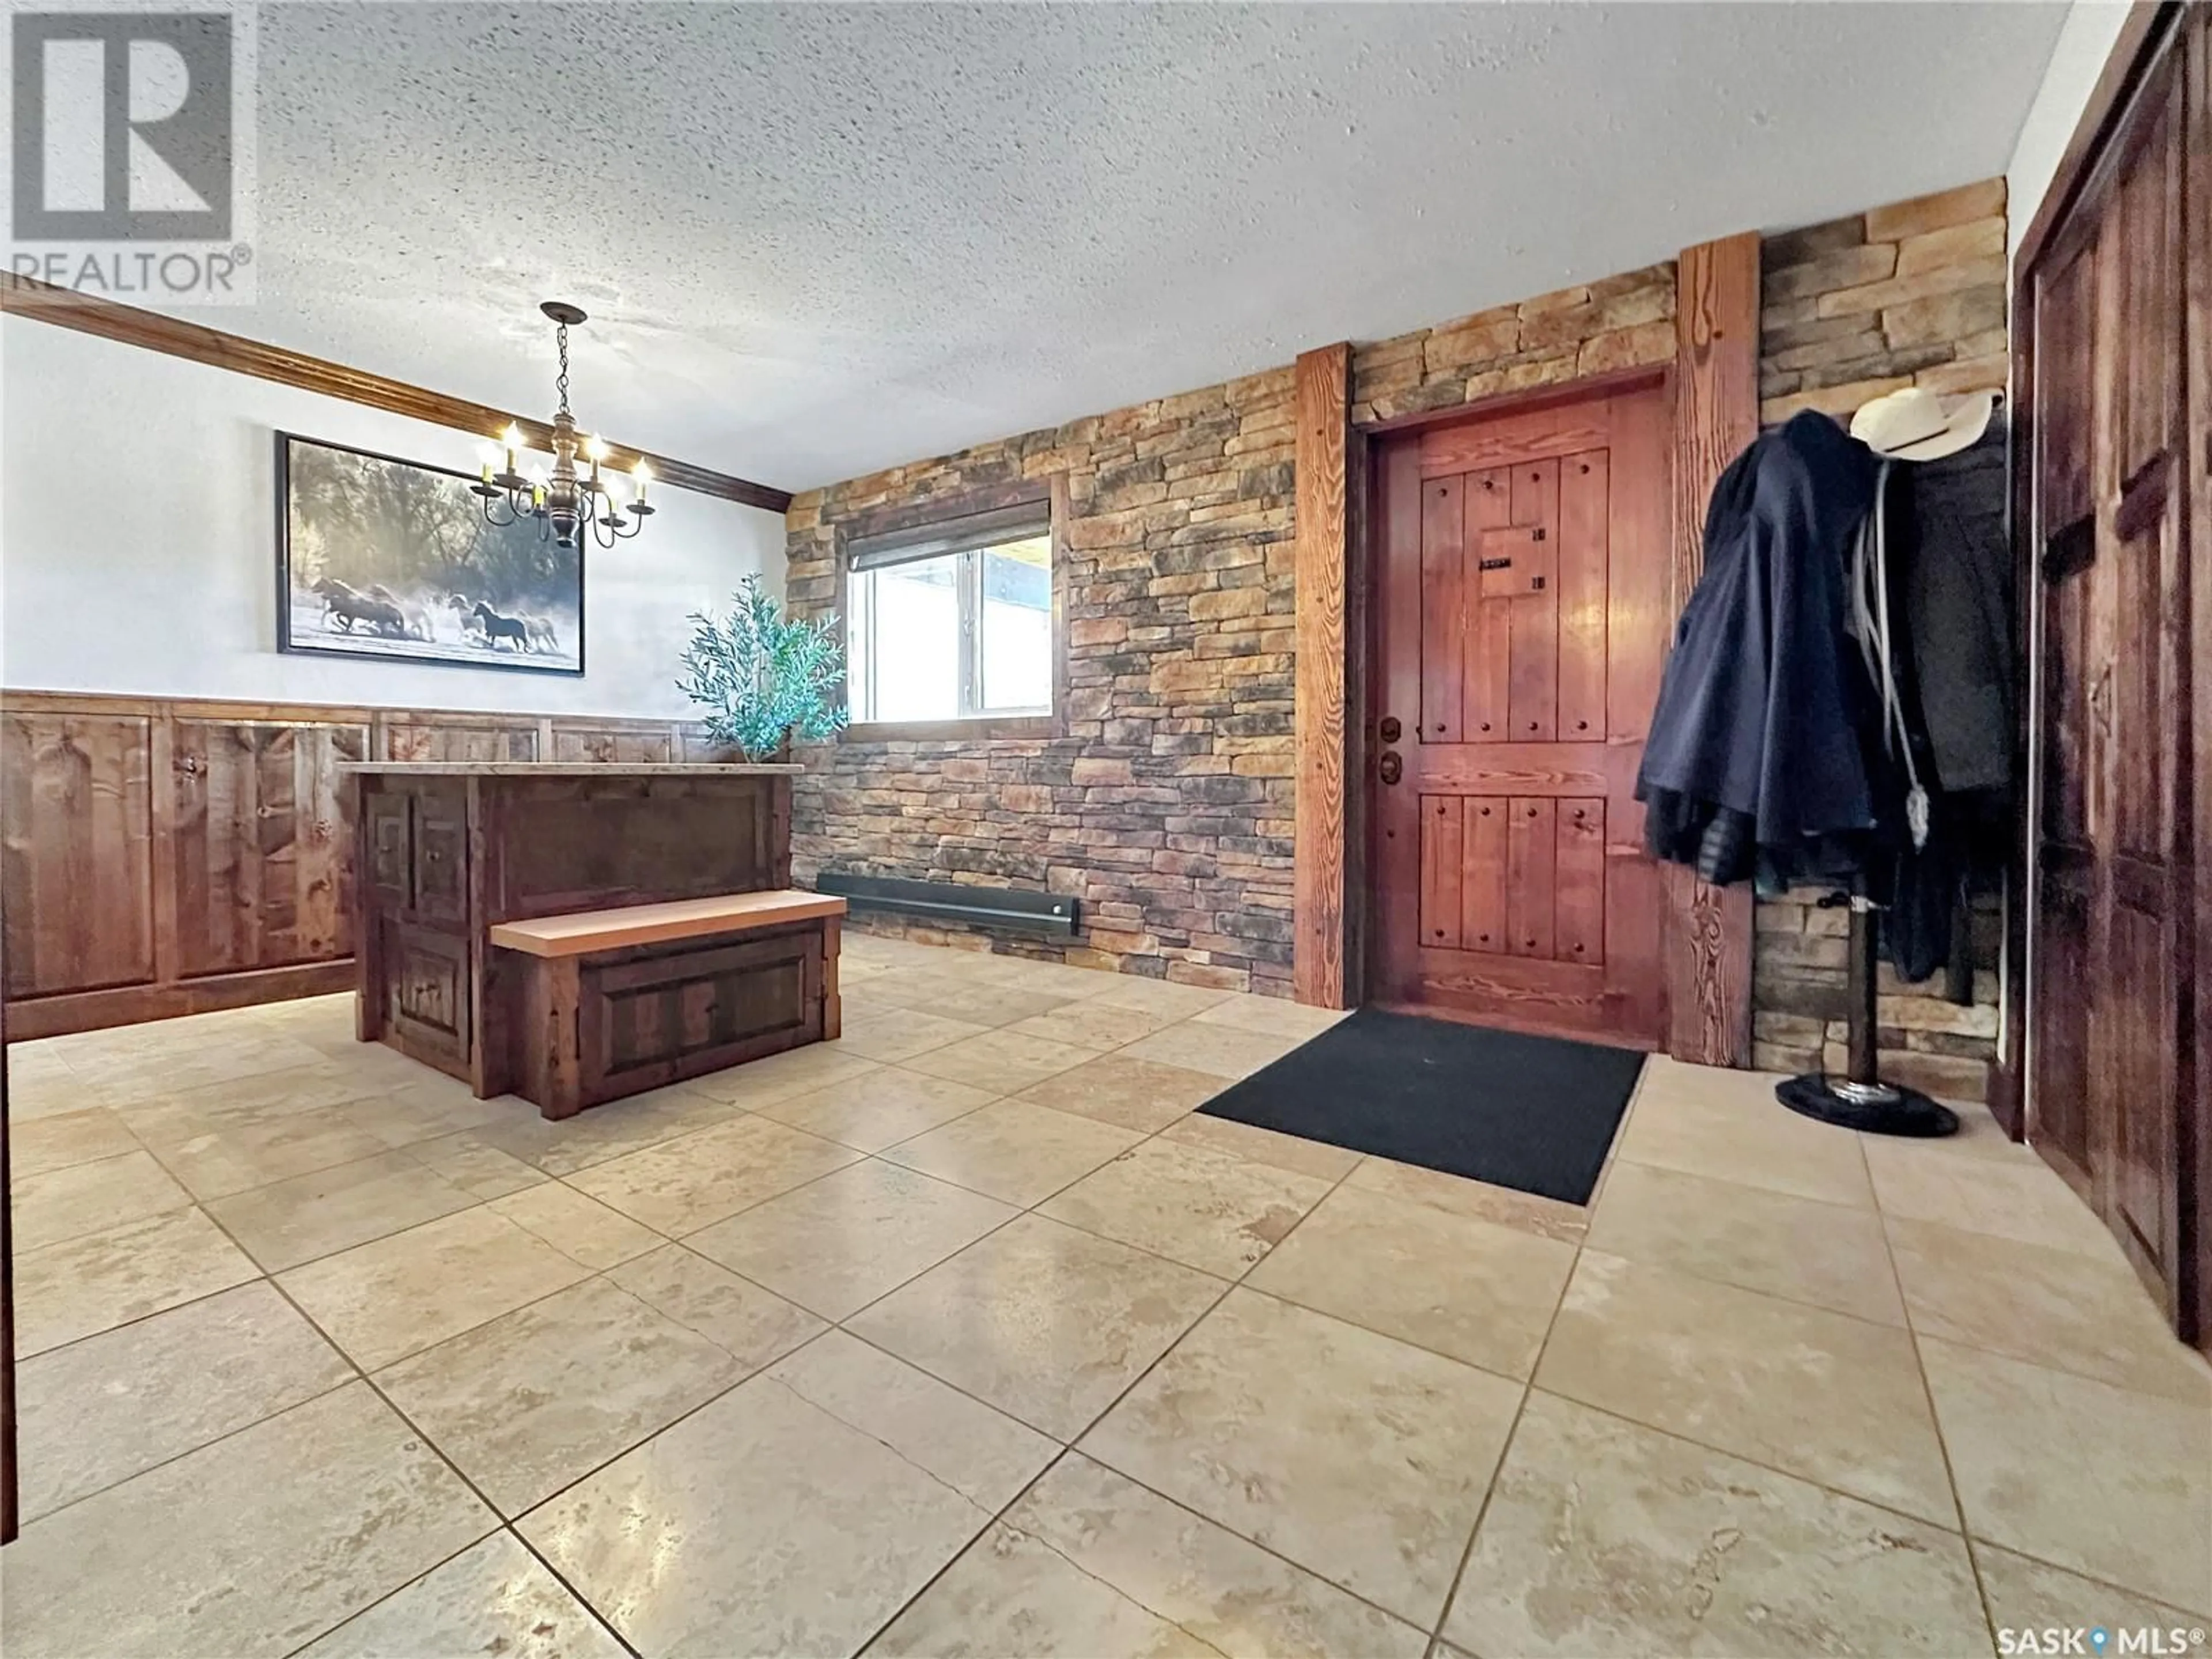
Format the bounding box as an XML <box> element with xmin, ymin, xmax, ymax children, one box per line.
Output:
<box><xmin>1292</xmin><ymin>342</ymin><xmax>1354</xmax><ymax>1009</ymax></box>
<box><xmin>1663</xmin><ymin>232</ymin><xmax>1760</xmax><ymax>1068</ymax></box>
<box><xmin>0</xmin><ymin>275</ymin><xmax>793</xmax><ymax>514</ymax></box>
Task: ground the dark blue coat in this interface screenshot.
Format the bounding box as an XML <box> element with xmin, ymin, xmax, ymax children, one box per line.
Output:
<box><xmin>1635</xmin><ymin>412</ymin><xmax>1880</xmax><ymax>887</ymax></box>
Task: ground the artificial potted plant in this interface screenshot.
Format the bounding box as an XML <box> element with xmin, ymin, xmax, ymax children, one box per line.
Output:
<box><xmin>676</xmin><ymin>574</ymin><xmax>848</xmax><ymax>762</ymax></box>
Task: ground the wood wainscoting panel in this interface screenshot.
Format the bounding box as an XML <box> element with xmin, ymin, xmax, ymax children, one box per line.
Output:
<box><xmin>380</xmin><ymin>715</ymin><xmax>541</xmax><ymax>764</ymax></box>
<box><xmin>0</xmin><ymin>690</ymin><xmax>722</xmax><ymax>1039</ymax></box>
<box><xmin>171</xmin><ymin>719</ymin><xmax>366</xmax><ymax>976</ymax></box>
<box><xmin>550</xmin><ymin>724</ymin><xmax>676</xmax><ymax>766</ymax></box>
<box><xmin>0</xmin><ymin>711</ymin><xmax>156</xmax><ymax>998</ymax></box>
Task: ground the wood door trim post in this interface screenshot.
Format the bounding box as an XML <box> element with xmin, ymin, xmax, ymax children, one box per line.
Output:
<box><xmin>2185</xmin><ymin>1</ymin><xmax>2210</xmax><ymax>1351</ymax></box>
<box><xmin>1664</xmin><ymin>233</ymin><xmax>1760</xmax><ymax>1067</ymax></box>
<box><xmin>1293</xmin><ymin>342</ymin><xmax>1355</xmax><ymax>1007</ymax></box>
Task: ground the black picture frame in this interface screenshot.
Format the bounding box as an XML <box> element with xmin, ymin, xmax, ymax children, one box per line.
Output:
<box><xmin>275</xmin><ymin>430</ymin><xmax>586</xmax><ymax>677</ymax></box>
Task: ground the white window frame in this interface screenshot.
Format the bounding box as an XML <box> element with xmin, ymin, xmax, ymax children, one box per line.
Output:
<box><xmin>845</xmin><ymin>497</ymin><xmax>1054</xmax><ymax>727</ymax></box>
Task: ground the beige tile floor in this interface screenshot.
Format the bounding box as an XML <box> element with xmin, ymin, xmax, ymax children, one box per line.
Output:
<box><xmin>3</xmin><ymin>930</ymin><xmax>2209</xmax><ymax>1658</ymax></box>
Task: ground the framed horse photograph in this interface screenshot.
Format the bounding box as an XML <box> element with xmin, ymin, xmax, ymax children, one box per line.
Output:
<box><xmin>275</xmin><ymin>432</ymin><xmax>585</xmax><ymax>676</ymax></box>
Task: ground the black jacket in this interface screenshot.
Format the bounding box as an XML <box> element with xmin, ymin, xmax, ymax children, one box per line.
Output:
<box><xmin>1636</xmin><ymin>412</ymin><xmax>1880</xmax><ymax>887</ymax></box>
<box><xmin>1897</xmin><ymin>426</ymin><xmax>2013</xmax><ymax>798</ymax></box>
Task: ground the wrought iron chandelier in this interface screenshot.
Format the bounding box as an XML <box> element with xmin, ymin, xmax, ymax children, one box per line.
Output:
<box><xmin>471</xmin><ymin>301</ymin><xmax>654</xmax><ymax>550</ymax></box>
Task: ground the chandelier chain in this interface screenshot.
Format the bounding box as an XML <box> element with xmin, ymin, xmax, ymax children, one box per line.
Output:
<box><xmin>554</xmin><ymin>323</ymin><xmax>572</xmax><ymax>418</ymax></box>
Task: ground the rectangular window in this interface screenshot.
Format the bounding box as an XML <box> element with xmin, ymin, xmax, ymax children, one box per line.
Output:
<box><xmin>846</xmin><ymin>498</ymin><xmax>1053</xmax><ymax>726</ymax></box>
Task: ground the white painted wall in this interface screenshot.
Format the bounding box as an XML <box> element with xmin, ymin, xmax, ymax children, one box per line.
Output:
<box><xmin>2006</xmin><ymin>1</ymin><xmax>2133</xmax><ymax>259</ymax></box>
<box><xmin>0</xmin><ymin>316</ymin><xmax>785</xmax><ymax>718</ymax></box>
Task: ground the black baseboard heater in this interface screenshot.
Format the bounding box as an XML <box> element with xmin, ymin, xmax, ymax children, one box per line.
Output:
<box><xmin>812</xmin><ymin>872</ymin><xmax>1080</xmax><ymax>938</ymax></box>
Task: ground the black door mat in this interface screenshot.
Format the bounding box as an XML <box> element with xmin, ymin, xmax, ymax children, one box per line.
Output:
<box><xmin>1198</xmin><ymin>1007</ymin><xmax>1646</xmax><ymax>1206</ymax></box>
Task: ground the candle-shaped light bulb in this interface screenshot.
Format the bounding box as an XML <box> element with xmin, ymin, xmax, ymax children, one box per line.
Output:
<box><xmin>501</xmin><ymin>423</ymin><xmax>523</xmax><ymax>475</ymax></box>
<box><xmin>632</xmin><ymin>460</ymin><xmax>651</xmax><ymax>506</ymax></box>
<box><xmin>585</xmin><ymin>435</ymin><xmax>605</xmax><ymax>491</ymax></box>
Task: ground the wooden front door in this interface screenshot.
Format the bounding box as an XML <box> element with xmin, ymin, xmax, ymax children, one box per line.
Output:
<box><xmin>2026</xmin><ymin>41</ymin><xmax>2194</xmax><ymax>1319</ymax></box>
<box><xmin>1371</xmin><ymin>378</ymin><xmax>1671</xmax><ymax>1045</ymax></box>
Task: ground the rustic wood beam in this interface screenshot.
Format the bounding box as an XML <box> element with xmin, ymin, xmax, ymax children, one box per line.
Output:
<box><xmin>1293</xmin><ymin>342</ymin><xmax>1354</xmax><ymax>1008</ymax></box>
<box><xmin>1664</xmin><ymin>233</ymin><xmax>1761</xmax><ymax>1066</ymax></box>
<box><xmin>0</xmin><ymin>276</ymin><xmax>793</xmax><ymax>513</ymax></box>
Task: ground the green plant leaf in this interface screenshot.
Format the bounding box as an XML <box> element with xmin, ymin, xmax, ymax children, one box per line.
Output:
<box><xmin>675</xmin><ymin>574</ymin><xmax>849</xmax><ymax>762</ymax></box>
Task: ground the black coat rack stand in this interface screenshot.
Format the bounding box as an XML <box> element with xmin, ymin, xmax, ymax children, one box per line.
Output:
<box><xmin>1774</xmin><ymin>890</ymin><xmax>1959</xmax><ymax>1137</ymax></box>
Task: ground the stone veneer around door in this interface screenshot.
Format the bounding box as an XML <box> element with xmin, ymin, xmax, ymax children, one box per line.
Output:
<box><xmin>786</xmin><ymin>180</ymin><xmax>2010</xmax><ymax>1097</ymax></box>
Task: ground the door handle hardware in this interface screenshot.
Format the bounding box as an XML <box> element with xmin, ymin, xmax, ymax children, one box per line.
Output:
<box><xmin>1379</xmin><ymin>716</ymin><xmax>1402</xmax><ymax>743</ymax></box>
<box><xmin>1378</xmin><ymin>752</ymin><xmax>1403</xmax><ymax>786</ymax></box>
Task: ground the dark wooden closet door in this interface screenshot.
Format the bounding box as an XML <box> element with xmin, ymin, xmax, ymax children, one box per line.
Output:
<box><xmin>2028</xmin><ymin>46</ymin><xmax>2193</xmax><ymax>1320</ymax></box>
<box><xmin>2187</xmin><ymin>0</ymin><xmax>2212</xmax><ymax>1352</ymax></box>
<box><xmin>1372</xmin><ymin>380</ymin><xmax>1670</xmax><ymax>1046</ymax></box>
<box><xmin>2</xmin><ymin>941</ymin><xmax>17</xmax><ymax>1543</ymax></box>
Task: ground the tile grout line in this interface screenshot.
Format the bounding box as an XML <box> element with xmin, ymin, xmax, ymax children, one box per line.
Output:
<box><xmin>1421</xmin><ymin>1171</ymin><xmax>1591</xmax><ymax>1647</ymax></box>
<box><xmin>1868</xmin><ymin>1137</ymin><xmax>2005</xmax><ymax>1657</ymax></box>
<box><xmin>1417</xmin><ymin>1054</ymin><xmax>1677</xmax><ymax>1647</ymax></box>
<box><xmin>270</xmin><ymin>1525</ymin><xmax>641</xmax><ymax>1659</ymax></box>
<box><xmin>844</xmin><ymin>1144</ymin><xmax>1386</xmax><ymax>1654</ymax></box>
<box><xmin>40</xmin><ymin>1182</ymin><xmax>546</xmax><ymax>1659</ymax></box>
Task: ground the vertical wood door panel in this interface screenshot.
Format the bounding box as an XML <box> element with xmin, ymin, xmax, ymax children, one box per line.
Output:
<box><xmin>1464</xmin><ymin>469</ymin><xmax>1513</xmax><ymax>740</ymax></box>
<box><xmin>1557</xmin><ymin>452</ymin><xmax>1610</xmax><ymax>741</ymax></box>
<box><xmin>1418</xmin><ymin>796</ymin><xmax>1464</xmax><ymax>949</ymax></box>
<box><xmin>410</xmin><ymin>786</ymin><xmax>469</xmax><ymax>925</ymax></box>
<box><xmin>1419</xmin><ymin>477</ymin><xmax>1467</xmax><ymax>742</ymax></box>
<box><xmin>1555</xmin><ymin>798</ymin><xmax>1606</xmax><ymax>965</ymax></box>
<box><xmin>1372</xmin><ymin>380</ymin><xmax>1668</xmax><ymax>1046</ymax></box>
<box><xmin>385</xmin><ymin>921</ymin><xmax>469</xmax><ymax>1067</ymax></box>
<box><xmin>1460</xmin><ymin>798</ymin><xmax>1509</xmax><ymax>952</ymax></box>
<box><xmin>2037</xmin><ymin>238</ymin><xmax>2100</xmax><ymax>538</ymax></box>
<box><xmin>172</xmin><ymin>719</ymin><xmax>365</xmax><ymax>977</ymax></box>
<box><xmin>365</xmin><ymin>790</ymin><xmax>410</xmax><ymax>902</ymax></box>
<box><xmin>1507</xmin><ymin>461</ymin><xmax>1561</xmax><ymax>741</ymax></box>
<box><xmin>1505</xmin><ymin>797</ymin><xmax>1556</xmax><ymax>958</ymax></box>
<box><xmin>1</xmin><ymin>714</ymin><xmax>155</xmax><ymax>997</ymax></box>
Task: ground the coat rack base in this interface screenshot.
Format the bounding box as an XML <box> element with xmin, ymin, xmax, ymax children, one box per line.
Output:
<box><xmin>1775</xmin><ymin>1073</ymin><xmax>1958</xmax><ymax>1137</ymax></box>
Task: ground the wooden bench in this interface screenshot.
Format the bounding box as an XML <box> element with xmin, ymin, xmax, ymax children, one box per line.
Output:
<box><xmin>488</xmin><ymin>889</ymin><xmax>846</xmax><ymax>1120</ymax></box>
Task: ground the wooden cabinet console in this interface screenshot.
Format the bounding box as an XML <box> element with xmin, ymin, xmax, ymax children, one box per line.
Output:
<box><xmin>345</xmin><ymin>762</ymin><xmax>802</xmax><ymax>1098</ymax></box>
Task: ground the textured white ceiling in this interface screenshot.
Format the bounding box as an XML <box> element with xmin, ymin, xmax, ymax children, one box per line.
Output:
<box><xmin>224</xmin><ymin>2</ymin><xmax>2066</xmax><ymax>493</ymax></box>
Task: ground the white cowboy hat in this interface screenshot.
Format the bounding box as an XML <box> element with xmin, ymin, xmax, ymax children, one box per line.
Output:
<box><xmin>1849</xmin><ymin>385</ymin><xmax>1997</xmax><ymax>463</ymax></box>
